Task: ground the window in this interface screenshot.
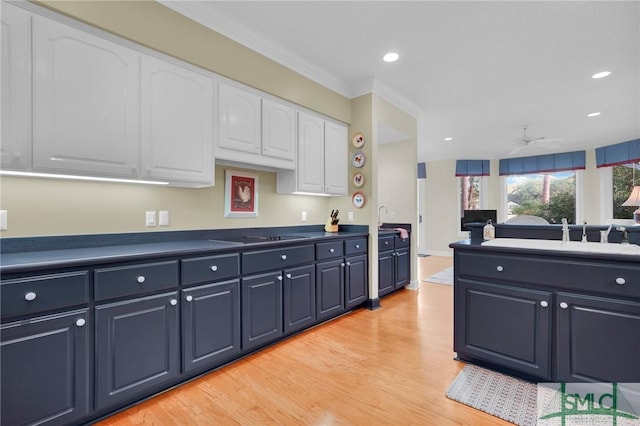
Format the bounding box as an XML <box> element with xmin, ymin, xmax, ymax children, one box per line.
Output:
<box><xmin>506</xmin><ymin>171</ymin><xmax>576</xmax><ymax>224</ymax></box>
<box><xmin>459</xmin><ymin>176</ymin><xmax>486</xmax><ymax>231</ymax></box>
<box><xmin>612</xmin><ymin>162</ymin><xmax>639</xmax><ymax>219</ymax></box>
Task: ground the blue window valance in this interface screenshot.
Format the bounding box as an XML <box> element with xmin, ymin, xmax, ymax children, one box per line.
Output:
<box><xmin>499</xmin><ymin>151</ymin><xmax>586</xmax><ymax>176</ymax></box>
<box><xmin>417</xmin><ymin>162</ymin><xmax>426</xmax><ymax>179</ymax></box>
<box><xmin>455</xmin><ymin>160</ymin><xmax>490</xmax><ymax>177</ymax></box>
<box><xmin>595</xmin><ymin>139</ymin><xmax>640</xmax><ymax>168</ymax></box>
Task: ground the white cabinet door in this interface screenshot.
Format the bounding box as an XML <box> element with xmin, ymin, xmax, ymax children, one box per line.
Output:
<box><xmin>262</xmin><ymin>98</ymin><xmax>295</xmax><ymax>162</ymax></box>
<box><xmin>324</xmin><ymin>121</ymin><xmax>348</xmax><ymax>195</ymax></box>
<box><xmin>216</xmin><ymin>82</ymin><xmax>261</xmax><ymax>156</ymax></box>
<box><xmin>1</xmin><ymin>4</ymin><xmax>31</xmax><ymax>170</ymax></box>
<box><xmin>140</xmin><ymin>56</ymin><xmax>214</xmax><ymax>186</ymax></box>
<box><xmin>296</xmin><ymin>111</ymin><xmax>325</xmax><ymax>193</ymax></box>
<box><xmin>32</xmin><ymin>15</ymin><xmax>139</xmax><ymax>178</ymax></box>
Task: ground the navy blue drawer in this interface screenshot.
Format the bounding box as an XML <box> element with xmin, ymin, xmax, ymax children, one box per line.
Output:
<box><xmin>242</xmin><ymin>245</ymin><xmax>314</xmax><ymax>274</ymax></box>
<box><xmin>181</xmin><ymin>253</ymin><xmax>240</xmax><ymax>286</ymax></box>
<box><xmin>316</xmin><ymin>241</ymin><xmax>344</xmax><ymax>260</ymax></box>
<box><xmin>94</xmin><ymin>260</ymin><xmax>178</xmax><ymax>301</ymax></box>
<box><xmin>379</xmin><ymin>236</ymin><xmax>394</xmax><ymax>251</ymax></box>
<box><xmin>1</xmin><ymin>271</ymin><xmax>89</xmax><ymax>319</ymax></box>
<box><xmin>344</xmin><ymin>238</ymin><xmax>367</xmax><ymax>255</ymax></box>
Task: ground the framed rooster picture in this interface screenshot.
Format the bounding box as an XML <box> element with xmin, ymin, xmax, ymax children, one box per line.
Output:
<box><xmin>224</xmin><ymin>170</ymin><xmax>259</xmax><ymax>217</ymax></box>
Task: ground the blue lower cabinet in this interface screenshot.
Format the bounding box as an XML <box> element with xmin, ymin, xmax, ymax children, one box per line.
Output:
<box><xmin>283</xmin><ymin>265</ymin><xmax>316</xmax><ymax>334</ymax></box>
<box><xmin>1</xmin><ymin>309</ymin><xmax>90</xmax><ymax>426</ymax></box>
<box><xmin>95</xmin><ymin>292</ymin><xmax>180</xmax><ymax>411</ymax></box>
<box><xmin>345</xmin><ymin>255</ymin><xmax>368</xmax><ymax>308</ymax></box>
<box><xmin>241</xmin><ymin>273</ymin><xmax>284</xmax><ymax>351</ymax></box>
<box><xmin>182</xmin><ymin>279</ymin><xmax>241</xmax><ymax>373</ymax></box>
<box><xmin>316</xmin><ymin>259</ymin><xmax>345</xmax><ymax>321</ymax></box>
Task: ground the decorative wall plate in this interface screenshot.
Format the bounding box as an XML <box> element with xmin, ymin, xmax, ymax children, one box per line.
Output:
<box><xmin>352</xmin><ymin>192</ymin><xmax>366</xmax><ymax>208</ymax></box>
<box><xmin>352</xmin><ymin>132</ymin><xmax>365</xmax><ymax>148</ymax></box>
<box><xmin>352</xmin><ymin>151</ymin><xmax>366</xmax><ymax>168</ymax></box>
<box><xmin>352</xmin><ymin>172</ymin><xmax>365</xmax><ymax>188</ymax></box>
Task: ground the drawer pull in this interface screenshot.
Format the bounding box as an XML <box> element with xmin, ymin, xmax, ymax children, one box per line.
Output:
<box><xmin>277</xmin><ymin>275</ymin><xmax>283</xmax><ymax>281</ymax></box>
<box><xmin>341</xmin><ymin>263</ymin><xmax>346</xmax><ymax>267</ymax></box>
<box><xmin>170</xmin><ymin>299</ymin><xmax>178</xmax><ymax>306</ymax></box>
<box><xmin>540</xmin><ymin>301</ymin><xmax>549</xmax><ymax>308</ymax></box>
<box><xmin>186</xmin><ymin>295</ymin><xmax>193</xmax><ymax>302</ymax></box>
<box><xmin>559</xmin><ymin>302</ymin><xmax>568</xmax><ymax>309</ymax></box>
<box><xmin>329</xmin><ymin>248</ymin><xmax>335</xmax><ymax>253</ymax></box>
<box><xmin>616</xmin><ymin>277</ymin><xmax>626</xmax><ymax>285</ymax></box>
<box><xmin>76</xmin><ymin>318</ymin><xmax>86</xmax><ymax>327</ymax></box>
<box><xmin>136</xmin><ymin>276</ymin><xmax>146</xmax><ymax>284</ymax></box>
<box><xmin>385</xmin><ymin>241</ymin><xmax>390</xmax><ymax>245</ymax></box>
<box><xmin>210</xmin><ymin>265</ymin><xmax>218</xmax><ymax>272</ymax></box>
<box><xmin>281</xmin><ymin>254</ymin><xmax>287</xmax><ymax>260</ymax></box>
<box><xmin>286</xmin><ymin>273</ymin><xmax>292</xmax><ymax>279</ymax></box>
<box><xmin>24</xmin><ymin>292</ymin><xmax>37</xmax><ymax>301</ymax></box>
<box><xmin>346</xmin><ymin>262</ymin><xmax>351</xmax><ymax>266</ymax></box>
<box><xmin>355</xmin><ymin>244</ymin><xmax>360</xmax><ymax>249</ymax></box>
<box><xmin>496</xmin><ymin>266</ymin><xmax>504</xmax><ymax>272</ymax></box>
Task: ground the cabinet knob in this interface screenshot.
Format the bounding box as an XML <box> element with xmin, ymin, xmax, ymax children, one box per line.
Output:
<box><xmin>346</xmin><ymin>262</ymin><xmax>351</xmax><ymax>266</ymax></box>
<box><xmin>540</xmin><ymin>301</ymin><xmax>549</xmax><ymax>308</ymax></box>
<box><xmin>385</xmin><ymin>241</ymin><xmax>390</xmax><ymax>245</ymax></box>
<box><xmin>496</xmin><ymin>266</ymin><xmax>504</xmax><ymax>272</ymax></box>
<box><xmin>616</xmin><ymin>277</ymin><xmax>626</xmax><ymax>285</ymax></box>
<box><xmin>341</xmin><ymin>263</ymin><xmax>345</xmax><ymax>267</ymax></box>
<box><xmin>355</xmin><ymin>244</ymin><xmax>360</xmax><ymax>249</ymax></box>
<box><xmin>210</xmin><ymin>265</ymin><xmax>218</xmax><ymax>272</ymax></box>
<box><xmin>186</xmin><ymin>295</ymin><xmax>193</xmax><ymax>302</ymax></box>
<box><xmin>24</xmin><ymin>292</ymin><xmax>37</xmax><ymax>301</ymax></box>
<box><xmin>281</xmin><ymin>254</ymin><xmax>287</xmax><ymax>260</ymax></box>
<box><xmin>170</xmin><ymin>299</ymin><xmax>178</xmax><ymax>306</ymax></box>
<box><xmin>137</xmin><ymin>275</ymin><xmax>146</xmax><ymax>284</ymax></box>
<box><xmin>559</xmin><ymin>302</ymin><xmax>568</xmax><ymax>309</ymax></box>
<box><xmin>76</xmin><ymin>318</ymin><xmax>86</xmax><ymax>327</ymax></box>
<box><xmin>329</xmin><ymin>248</ymin><xmax>335</xmax><ymax>253</ymax></box>
<box><xmin>286</xmin><ymin>273</ymin><xmax>292</xmax><ymax>279</ymax></box>
<box><xmin>277</xmin><ymin>275</ymin><xmax>283</xmax><ymax>281</ymax></box>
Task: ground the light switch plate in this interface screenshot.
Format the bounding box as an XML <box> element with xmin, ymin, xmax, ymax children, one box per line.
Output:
<box><xmin>301</xmin><ymin>211</ymin><xmax>307</xmax><ymax>222</ymax></box>
<box><xmin>159</xmin><ymin>211</ymin><xmax>169</xmax><ymax>226</ymax></box>
<box><xmin>0</xmin><ymin>210</ymin><xmax>7</xmax><ymax>230</ymax></box>
<box><xmin>145</xmin><ymin>211</ymin><xmax>157</xmax><ymax>227</ymax></box>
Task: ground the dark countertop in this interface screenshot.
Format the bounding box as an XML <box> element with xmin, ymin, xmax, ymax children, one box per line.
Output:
<box><xmin>0</xmin><ymin>226</ymin><xmax>369</xmax><ymax>274</ymax></box>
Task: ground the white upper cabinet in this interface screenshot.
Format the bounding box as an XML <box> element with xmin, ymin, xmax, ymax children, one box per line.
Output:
<box><xmin>216</xmin><ymin>82</ymin><xmax>261</xmax><ymax>155</ymax></box>
<box><xmin>261</xmin><ymin>98</ymin><xmax>296</xmax><ymax>162</ymax></box>
<box><xmin>1</xmin><ymin>4</ymin><xmax>32</xmax><ymax>170</ymax></box>
<box><xmin>277</xmin><ymin>111</ymin><xmax>348</xmax><ymax>196</ymax></box>
<box><xmin>32</xmin><ymin>15</ymin><xmax>140</xmax><ymax>178</ymax></box>
<box><xmin>215</xmin><ymin>81</ymin><xmax>296</xmax><ymax>170</ymax></box>
<box><xmin>323</xmin><ymin>121</ymin><xmax>348</xmax><ymax>195</ymax></box>
<box><xmin>140</xmin><ymin>56</ymin><xmax>214</xmax><ymax>186</ymax></box>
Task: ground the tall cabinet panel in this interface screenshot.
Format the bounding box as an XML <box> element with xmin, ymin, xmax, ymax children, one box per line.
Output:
<box><xmin>140</xmin><ymin>56</ymin><xmax>214</xmax><ymax>184</ymax></box>
<box><xmin>1</xmin><ymin>4</ymin><xmax>31</xmax><ymax>170</ymax></box>
<box><xmin>262</xmin><ymin>98</ymin><xmax>296</xmax><ymax>161</ymax></box>
<box><xmin>0</xmin><ymin>309</ymin><xmax>90</xmax><ymax>426</ymax></box>
<box><xmin>32</xmin><ymin>15</ymin><xmax>140</xmax><ymax>178</ymax></box>
<box><xmin>324</xmin><ymin>121</ymin><xmax>348</xmax><ymax>195</ymax></box>
<box><xmin>296</xmin><ymin>112</ymin><xmax>325</xmax><ymax>192</ymax></box>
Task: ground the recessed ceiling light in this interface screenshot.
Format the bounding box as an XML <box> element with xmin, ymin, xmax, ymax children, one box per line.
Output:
<box><xmin>383</xmin><ymin>52</ymin><xmax>399</xmax><ymax>63</ymax></box>
<box><xmin>592</xmin><ymin>71</ymin><xmax>611</xmax><ymax>79</ymax></box>
<box><xmin>444</xmin><ymin>137</ymin><xmax>453</xmax><ymax>141</ymax></box>
<box><xmin>587</xmin><ymin>112</ymin><xmax>601</xmax><ymax>117</ymax></box>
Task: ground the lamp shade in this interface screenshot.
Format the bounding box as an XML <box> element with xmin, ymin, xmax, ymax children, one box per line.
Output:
<box><xmin>621</xmin><ymin>185</ymin><xmax>640</xmax><ymax>207</ymax></box>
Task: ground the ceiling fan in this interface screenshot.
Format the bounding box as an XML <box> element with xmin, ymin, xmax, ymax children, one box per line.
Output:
<box><xmin>509</xmin><ymin>126</ymin><xmax>563</xmax><ymax>155</ymax></box>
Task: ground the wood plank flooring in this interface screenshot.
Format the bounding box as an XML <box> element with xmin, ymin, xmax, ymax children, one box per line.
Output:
<box><xmin>98</xmin><ymin>256</ymin><xmax>511</xmax><ymax>425</ymax></box>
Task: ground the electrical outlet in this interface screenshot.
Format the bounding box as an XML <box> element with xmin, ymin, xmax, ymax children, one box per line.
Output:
<box><xmin>145</xmin><ymin>211</ymin><xmax>157</xmax><ymax>227</ymax></box>
<box><xmin>301</xmin><ymin>211</ymin><xmax>307</xmax><ymax>222</ymax></box>
<box><xmin>348</xmin><ymin>211</ymin><xmax>354</xmax><ymax>222</ymax></box>
<box><xmin>0</xmin><ymin>210</ymin><xmax>7</xmax><ymax>231</ymax></box>
<box><xmin>159</xmin><ymin>211</ymin><xmax>169</xmax><ymax>226</ymax></box>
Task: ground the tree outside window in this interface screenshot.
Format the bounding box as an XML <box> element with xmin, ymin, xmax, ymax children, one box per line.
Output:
<box><xmin>612</xmin><ymin>162</ymin><xmax>639</xmax><ymax>219</ymax></box>
<box><xmin>506</xmin><ymin>172</ymin><xmax>576</xmax><ymax>224</ymax></box>
<box><xmin>459</xmin><ymin>176</ymin><xmax>481</xmax><ymax>216</ymax></box>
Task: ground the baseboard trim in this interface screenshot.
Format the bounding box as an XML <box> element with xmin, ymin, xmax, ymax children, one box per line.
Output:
<box><xmin>405</xmin><ymin>280</ymin><xmax>420</xmax><ymax>290</ymax></box>
<box><xmin>425</xmin><ymin>250</ymin><xmax>453</xmax><ymax>257</ymax></box>
<box><xmin>365</xmin><ymin>298</ymin><xmax>381</xmax><ymax>310</ymax></box>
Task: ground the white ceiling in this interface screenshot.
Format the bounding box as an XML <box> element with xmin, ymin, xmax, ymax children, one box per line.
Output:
<box><xmin>162</xmin><ymin>1</ymin><xmax>640</xmax><ymax>162</ymax></box>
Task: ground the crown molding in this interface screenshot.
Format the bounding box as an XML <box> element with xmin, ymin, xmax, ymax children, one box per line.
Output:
<box><xmin>353</xmin><ymin>78</ymin><xmax>423</xmax><ymax>119</ymax></box>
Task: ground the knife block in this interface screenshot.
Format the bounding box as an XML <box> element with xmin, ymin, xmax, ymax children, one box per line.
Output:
<box><xmin>324</xmin><ymin>224</ymin><xmax>339</xmax><ymax>233</ymax></box>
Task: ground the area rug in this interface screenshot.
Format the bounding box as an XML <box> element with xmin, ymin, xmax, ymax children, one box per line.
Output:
<box><xmin>424</xmin><ymin>266</ymin><xmax>453</xmax><ymax>285</ymax></box>
<box><xmin>446</xmin><ymin>364</ymin><xmax>538</xmax><ymax>426</ymax></box>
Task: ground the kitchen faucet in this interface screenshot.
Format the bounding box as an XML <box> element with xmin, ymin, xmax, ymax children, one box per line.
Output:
<box><xmin>378</xmin><ymin>205</ymin><xmax>388</xmax><ymax>229</ymax></box>
<box><xmin>581</xmin><ymin>220</ymin><xmax>588</xmax><ymax>243</ymax></box>
<box><xmin>561</xmin><ymin>218</ymin><xmax>570</xmax><ymax>245</ymax></box>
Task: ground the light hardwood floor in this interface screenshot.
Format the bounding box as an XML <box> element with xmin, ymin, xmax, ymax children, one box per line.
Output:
<box><xmin>98</xmin><ymin>256</ymin><xmax>511</xmax><ymax>425</ymax></box>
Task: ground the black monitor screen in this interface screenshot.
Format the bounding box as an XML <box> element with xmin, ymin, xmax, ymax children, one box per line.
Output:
<box><xmin>461</xmin><ymin>209</ymin><xmax>497</xmax><ymax>231</ymax></box>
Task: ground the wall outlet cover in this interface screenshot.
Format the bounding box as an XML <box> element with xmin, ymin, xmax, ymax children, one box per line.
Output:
<box><xmin>145</xmin><ymin>211</ymin><xmax>157</xmax><ymax>227</ymax></box>
<box><xmin>301</xmin><ymin>211</ymin><xmax>307</xmax><ymax>222</ymax></box>
<box><xmin>0</xmin><ymin>210</ymin><xmax>7</xmax><ymax>231</ymax></box>
<box><xmin>348</xmin><ymin>211</ymin><xmax>354</xmax><ymax>222</ymax></box>
<box><xmin>159</xmin><ymin>211</ymin><xmax>169</xmax><ymax>226</ymax></box>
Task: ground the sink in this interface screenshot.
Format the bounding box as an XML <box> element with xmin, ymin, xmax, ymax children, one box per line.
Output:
<box><xmin>481</xmin><ymin>238</ymin><xmax>640</xmax><ymax>255</ymax></box>
<box><xmin>211</xmin><ymin>234</ymin><xmax>312</xmax><ymax>244</ymax></box>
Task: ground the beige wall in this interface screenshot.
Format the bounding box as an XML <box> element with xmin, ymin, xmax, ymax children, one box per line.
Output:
<box><xmin>422</xmin><ymin>148</ymin><xmax>607</xmax><ymax>255</ymax></box>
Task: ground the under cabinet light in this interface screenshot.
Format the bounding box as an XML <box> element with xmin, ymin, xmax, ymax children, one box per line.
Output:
<box><xmin>592</xmin><ymin>71</ymin><xmax>611</xmax><ymax>79</ymax></box>
<box><xmin>0</xmin><ymin>170</ymin><xmax>170</xmax><ymax>185</ymax></box>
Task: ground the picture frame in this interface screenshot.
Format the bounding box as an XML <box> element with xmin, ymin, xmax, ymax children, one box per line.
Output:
<box><xmin>224</xmin><ymin>169</ymin><xmax>259</xmax><ymax>217</ymax></box>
